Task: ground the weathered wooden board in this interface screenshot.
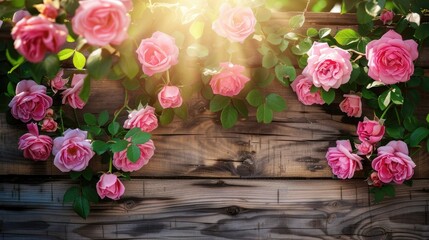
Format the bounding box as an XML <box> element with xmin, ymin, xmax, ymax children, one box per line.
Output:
<box><xmin>1</xmin><ymin>179</ymin><xmax>429</xmax><ymax>239</ymax></box>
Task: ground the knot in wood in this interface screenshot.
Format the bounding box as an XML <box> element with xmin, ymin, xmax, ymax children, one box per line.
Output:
<box><xmin>124</xmin><ymin>200</ymin><xmax>136</xmax><ymax>210</ymax></box>
<box><xmin>225</xmin><ymin>206</ymin><xmax>241</xmax><ymax>216</ymax></box>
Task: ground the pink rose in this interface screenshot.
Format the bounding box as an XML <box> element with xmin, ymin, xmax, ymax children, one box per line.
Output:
<box><xmin>8</xmin><ymin>80</ymin><xmax>53</xmax><ymax>122</ymax></box>
<box><xmin>212</xmin><ymin>3</ymin><xmax>256</xmax><ymax>43</ymax></box>
<box><xmin>96</xmin><ymin>173</ymin><xmax>125</xmax><ymax>200</ymax></box>
<box><xmin>41</xmin><ymin>118</ymin><xmax>58</xmax><ymax>132</ymax></box>
<box><xmin>18</xmin><ymin>123</ymin><xmax>53</xmax><ymax>161</ymax></box>
<box><xmin>35</xmin><ymin>2</ymin><xmax>58</xmax><ymax>19</ymax></box>
<box><xmin>119</xmin><ymin>0</ymin><xmax>133</xmax><ymax>11</ymax></box>
<box><xmin>45</xmin><ymin>108</ymin><xmax>54</xmax><ymax>118</ymax></box>
<box><xmin>355</xmin><ymin>141</ymin><xmax>373</xmax><ymax>156</ymax></box>
<box><xmin>12</xmin><ymin>10</ymin><xmax>31</xmax><ymax>23</ymax></box>
<box><xmin>158</xmin><ymin>85</ymin><xmax>183</xmax><ymax>109</ymax></box>
<box><xmin>209</xmin><ymin>62</ymin><xmax>250</xmax><ymax>97</ymax></box>
<box><xmin>303</xmin><ymin>42</ymin><xmax>352</xmax><ymax>91</ymax></box>
<box><xmin>52</xmin><ymin>129</ymin><xmax>95</xmax><ymax>172</ymax></box>
<box><xmin>50</xmin><ymin>69</ymin><xmax>68</xmax><ymax>93</ymax></box>
<box><xmin>339</xmin><ymin>94</ymin><xmax>362</xmax><ymax>117</ymax></box>
<box><xmin>326</xmin><ymin>140</ymin><xmax>363</xmax><ymax>179</ymax></box>
<box><xmin>357</xmin><ymin>117</ymin><xmax>385</xmax><ymax>144</ymax></box>
<box><xmin>72</xmin><ymin>0</ymin><xmax>130</xmax><ymax>46</ymax></box>
<box><xmin>380</xmin><ymin>10</ymin><xmax>394</xmax><ymax>25</ymax></box>
<box><xmin>11</xmin><ymin>16</ymin><xmax>67</xmax><ymax>63</ymax></box>
<box><xmin>113</xmin><ymin>140</ymin><xmax>155</xmax><ymax>172</ymax></box>
<box><xmin>291</xmin><ymin>74</ymin><xmax>324</xmax><ymax>105</ymax></box>
<box><xmin>369</xmin><ymin>172</ymin><xmax>382</xmax><ymax>187</ymax></box>
<box><xmin>372</xmin><ymin>140</ymin><xmax>416</xmax><ymax>184</ymax></box>
<box><xmin>136</xmin><ymin>31</ymin><xmax>179</xmax><ymax>76</ymax></box>
<box><xmin>62</xmin><ymin>74</ymin><xmax>87</xmax><ymax>109</ymax></box>
<box><xmin>366</xmin><ymin>30</ymin><xmax>418</xmax><ymax>85</ymax></box>
<box><xmin>124</xmin><ymin>105</ymin><xmax>158</xmax><ymax>132</ymax></box>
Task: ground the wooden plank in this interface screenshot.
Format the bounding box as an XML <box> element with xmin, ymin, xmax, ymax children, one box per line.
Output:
<box><xmin>1</xmin><ymin>179</ymin><xmax>429</xmax><ymax>239</ymax></box>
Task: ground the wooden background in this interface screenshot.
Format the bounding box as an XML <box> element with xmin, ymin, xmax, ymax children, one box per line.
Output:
<box><xmin>1</xmin><ymin>13</ymin><xmax>429</xmax><ymax>239</ymax></box>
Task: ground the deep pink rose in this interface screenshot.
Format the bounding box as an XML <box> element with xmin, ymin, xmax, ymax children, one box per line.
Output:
<box><xmin>355</xmin><ymin>141</ymin><xmax>373</xmax><ymax>156</ymax></box>
<box><xmin>113</xmin><ymin>140</ymin><xmax>155</xmax><ymax>172</ymax></box>
<box><xmin>380</xmin><ymin>10</ymin><xmax>394</xmax><ymax>25</ymax></box>
<box><xmin>369</xmin><ymin>172</ymin><xmax>382</xmax><ymax>187</ymax></box>
<box><xmin>41</xmin><ymin>118</ymin><xmax>58</xmax><ymax>132</ymax></box>
<box><xmin>366</xmin><ymin>30</ymin><xmax>418</xmax><ymax>85</ymax></box>
<box><xmin>96</xmin><ymin>173</ymin><xmax>125</xmax><ymax>200</ymax></box>
<box><xmin>8</xmin><ymin>80</ymin><xmax>53</xmax><ymax>122</ymax></box>
<box><xmin>136</xmin><ymin>31</ymin><xmax>179</xmax><ymax>76</ymax></box>
<box><xmin>12</xmin><ymin>15</ymin><xmax>67</xmax><ymax>63</ymax></box>
<box><xmin>72</xmin><ymin>0</ymin><xmax>130</xmax><ymax>46</ymax></box>
<box><xmin>158</xmin><ymin>85</ymin><xmax>183</xmax><ymax>109</ymax></box>
<box><xmin>357</xmin><ymin>117</ymin><xmax>385</xmax><ymax>144</ymax></box>
<box><xmin>372</xmin><ymin>140</ymin><xmax>416</xmax><ymax>184</ymax></box>
<box><xmin>291</xmin><ymin>74</ymin><xmax>324</xmax><ymax>105</ymax></box>
<box><xmin>124</xmin><ymin>105</ymin><xmax>158</xmax><ymax>132</ymax></box>
<box><xmin>212</xmin><ymin>3</ymin><xmax>256</xmax><ymax>43</ymax></box>
<box><xmin>12</xmin><ymin>10</ymin><xmax>30</xmax><ymax>23</ymax></box>
<box><xmin>326</xmin><ymin>140</ymin><xmax>363</xmax><ymax>179</ymax></box>
<box><xmin>50</xmin><ymin>69</ymin><xmax>68</xmax><ymax>93</ymax></box>
<box><xmin>62</xmin><ymin>74</ymin><xmax>86</xmax><ymax>109</ymax></box>
<box><xmin>339</xmin><ymin>94</ymin><xmax>362</xmax><ymax>117</ymax></box>
<box><xmin>209</xmin><ymin>62</ymin><xmax>250</xmax><ymax>97</ymax></box>
<box><xmin>303</xmin><ymin>42</ymin><xmax>352</xmax><ymax>91</ymax></box>
<box><xmin>52</xmin><ymin>129</ymin><xmax>95</xmax><ymax>172</ymax></box>
<box><xmin>18</xmin><ymin>123</ymin><xmax>53</xmax><ymax>161</ymax></box>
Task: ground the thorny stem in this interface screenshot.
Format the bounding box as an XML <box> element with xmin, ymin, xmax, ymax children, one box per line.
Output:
<box><xmin>380</xmin><ymin>103</ymin><xmax>393</xmax><ymax>120</ymax></box>
<box><xmin>303</xmin><ymin>0</ymin><xmax>311</xmax><ymax>13</ymax></box>
<box><xmin>394</xmin><ymin>107</ymin><xmax>401</xmax><ymax>125</ymax></box>
<box><xmin>73</xmin><ymin>109</ymin><xmax>80</xmax><ymax>128</ymax></box>
<box><xmin>59</xmin><ymin>107</ymin><xmax>65</xmax><ymax>133</ymax></box>
<box><xmin>108</xmin><ymin>157</ymin><xmax>113</xmax><ymax>173</ymax></box>
<box><xmin>166</xmin><ymin>69</ymin><xmax>171</xmax><ymax>84</ymax></box>
<box><xmin>113</xmin><ymin>89</ymin><xmax>129</xmax><ymax>122</ymax></box>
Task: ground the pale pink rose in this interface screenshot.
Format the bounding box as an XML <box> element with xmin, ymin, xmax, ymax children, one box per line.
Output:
<box><xmin>303</xmin><ymin>42</ymin><xmax>352</xmax><ymax>91</ymax></box>
<box><xmin>45</xmin><ymin>108</ymin><xmax>54</xmax><ymax>118</ymax></box>
<box><xmin>96</xmin><ymin>173</ymin><xmax>125</xmax><ymax>200</ymax></box>
<box><xmin>12</xmin><ymin>10</ymin><xmax>31</xmax><ymax>23</ymax></box>
<box><xmin>124</xmin><ymin>105</ymin><xmax>158</xmax><ymax>132</ymax></box>
<box><xmin>212</xmin><ymin>3</ymin><xmax>256</xmax><ymax>43</ymax></box>
<box><xmin>50</xmin><ymin>69</ymin><xmax>68</xmax><ymax>93</ymax></box>
<box><xmin>41</xmin><ymin>118</ymin><xmax>58</xmax><ymax>132</ymax></box>
<box><xmin>369</xmin><ymin>172</ymin><xmax>382</xmax><ymax>187</ymax></box>
<box><xmin>18</xmin><ymin>123</ymin><xmax>53</xmax><ymax>161</ymax></box>
<box><xmin>8</xmin><ymin>80</ymin><xmax>53</xmax><ymax>122</ymax></box>
<box><xmin>136</xmin><ymin>31</ymin><xmax>179</xmax><ymax>76</ymax></box>
<box><xmin>372</xmin><ymin>140</ymin><xmax>416</xmax><ymax>184</ymax></box>
<box><xmin>158</xmin><ymin>86</ymin><xmax>183</xmax><ymax>109</ymax></box>
<box><xmin>380</xmin><ymin>10</ymin><xmax>394</xmax><ymax>25</ymax></box>
<box><xmin>339</xmin><ymin>94</ymin><xmax>362</xmax><ymax>117</ymax></box>
<box><xmin>119</xmin><ymin>0</ymin><xmax>133</xmax><ymax>11</ymax></box>
<box><xmin>209</xmin><ymin>62</ymin><xmax>250</xmax><ymax>97</ymax></box>
<box><xmin>355</xmin><ymin>141</ymin><xmax>373</xmax><ymax>156</ymax></box>
<box><xmin>72</xmin><ymin>0</ymin><xmax>130</xmax><ymax>46</ymax></box>
<box><xmin>326</xmin><ymin>140</ymin><xmax>363</xmax><ymax>179</ymax></box>
<box><xmin>113</xmin><ymin>140</ymin><xmax>155</xmax><ymax>172</ymax></box>
<box><xmin>52</xmin><ymin>129</ymin><xmax>95</xmax><ymax>172</ymax></box>
<box><xmin>357</xmin><ymin>117</ymin><xmax>385</xmax><ymax>144</ymax></box>
<box><xmin>11</xmin><ymin>15</ymin><xmax>67</xmax><ymax>63</ymax></box>
<box><xmin>62</xmin><ymin>74</ymin><xmax>87</xmax><ymax>109</ymax></box>
<box><xmin>366</xmin><ymin>30</ymin><xmax>418</xmax><ymax>85</ymax></box>
<box><xmin>291</xmin><ymin>74</ymin><xmax>324</xmax><ymax>105</ymax></box>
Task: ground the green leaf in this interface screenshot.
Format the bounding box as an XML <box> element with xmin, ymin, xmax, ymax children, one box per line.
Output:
<box><xmin>246</xmin><ymin>89</ymin><xmax>264</xmax><ymax>107</ymax></box>
<box><xmin>232</xmin><ymin>99</ymin><xmax>248</xmax><ymax>118</ymax></box>
<box><xmin>189</xmin><ymin>20</ymin><xmax>205</xmax><ymax>40</ymax></box>
<box><xmin>371</xmin><ymin>187</ymin><xmax>385</xmax><ymax>203</ymax></box>
<box><xmin>174</xmin><ymin>104</ymin><xmax>188</xmax><ymax>120</ymax></box>
<box><xmin>393</xmin><ymin>0</ymin><xmax>410</xmax><ymax>15</ymax></box>
<box><xmin>127</xmin><ymin>144</ymin><xmax>141</xmax><ymax>163</ymax></box>
<box><xmin>82</xmin><ymin>185</ymin><xmax>99</xmax><ymax>203</ymax></box>
<box><xmin>70</xmin><ymin>171</ymin><xmax>81</xmax><ymax>180</ymax></box>
<box><xmin>306</xmin><ymin>28</ymin><xmax>318</xmax><ymax>37</ymax></box>
<box><xmin>83</xmin><ymin>113</ymin><xmax>97</xmax><ymax>125</ymax></box>
<box><xmin>262</xmin><ymin>51</ymin><xmax>278</xmax><ymax>69</ymax></box>
<box><xmin>131</xmin><ymin>131</ymin><xmax>151</xmax><ymax>145</ymax></box>
<box><xmin>403</xmin><ymin>116</ymin><xmax>419</xmax><ymax>132</ymax></box>
<box><xmin>267</xmin><ymin>33</ymin><xmax>282</xmax><ymax>45</ymax></box>
<box><xmin>125</xmin><ymin>127</ymin><xmax>141</xmax><ymax>138</ymax></box>
<box><xmin>122</xmin><ymin>78</ymin><xmax>141</xmax><ymax>91</ymax></box>
<box><xmin>82</xmin><ymin>168</ymin><xmax>93</xmax><ymax>181</ymax></box>
<box><xmin>319</xmin><ymin>28</ymin><xmax>332</xmax><ymax>39</ymax></box>
<box><xmin>275</xmin><ymin>65</ymin><xmax>296</xmax><ymax>86</ymax></box>
<box><xmin>79</xmin><ymin>75</ymin><xmax>91</xmax><ymax>103</ymax></box>
<box><xmin>279</xmin><ymin>40</ymin><xmax>289</xmax><ymax>52</ymax></box>
<box><xmin>378</xmin><ymin>90</ymin><xmax>391</xmax><ymax>110</ymax></box>
<box><xmin>266</xmin><ymin>93</ymin><xmax>286</xmax><ymax>112</ymax></box>
<box><xmin>73</xmin><ymin>51</ymin><xmax>86</xmax><ymax>70</ymax></box>
<box><xmin>381</xmin><ymin>184</ymin><xmax>395</xmax><ymax>197</ymax></box>
<box><xmin>255</xmin><ymin>6</ymin><xmax>272</xmax><ymax>22</ymax></box>
<box><xmin>254</xmin><ymin>68</ymin><xmax>274</xmax><ymax>87</ymax></box>
<box><xmin>98</xmin><ymin>110</ymin><xmax>109</xmax><ymax>126</ymax></box>
<box><xmin>321</xmin><ymin>89</ymin><xmax>335</xmax><ymax>105</ymax></box>
<box><xmin>349</xmin><ymin>64</ymin><xmax>361</xmax><ymax>83</ymax></box>
<box><xmin>357</xmin><ymin>1</ymin><xmax>374</xmax><ymax>24</ymax></box>
<box><xmin>63</xmin><ymin>186</ymin><xmax>80</xmax><ymax>203</ymax></box>
<box><xmin>111</xmin><ymin>140</ymin><xmax>129</xmax><ymax>153</ymax></box>
<box><xmin>334</xmin><ymin>29</ymin><xmax>361</xmax><ymax>45</ymax></box>
<box><xmin>390</xmin><ymin>86</ymin><xmax>404</xmax><ymax>105</ymax></box>
<box><xmin>58</xmin><ymin>48</ymin><xmax>74</xmax><ymax>61</ymax></box>
<box><xmin>12</xmin><ymin>0</ymin><xmax>25</xmax><ymax>7</ymax></box>
<box><xmin>221</xmin><ymin>105</ymin><xmax>238</xmax><ymax>129</ymax></box>
<box><xmin>365</xmin><ymin>0</ymin><xmax>382</xmax><ymax>17</ymax></box>
<box><xmin>409</xmin><ymin>127</ymin><xmax>429</xmax><ymax>147</ymax></box>
<box><xmin>42</xmin><ymin>54</ymin><xmax>60</xmax><ymax>79</ymax></box>
<box><xmin>186</xmin><ymin>43</ymin><xmax>209</xmax><ymax>58</ymax></box>
<box><xmin>342</xmin><ymin>0</ymin><xmax>357</xmax><ymax>13</ymax></box>
<box><xmin>210</xmin><ymin>95</ymin><xmax>230</xmax><ymax>112</ymax></box>
<box><xmin>386</xmin><ymin>126</ymin><xmax>405</xmax><ymax>139</ymax></box>
<box><xmin>86</xmin><ymin>48</ymin><xmax>113</xmax><ymax>80</ymax></box>
<box><xmin>256</xmin><ymin>104</ymin><xmax>273</xmax><ymax>124</ymax></box>
<box><xmin>92</xmin><ymin>140</ymin><xmax>110</xmax><ymax>155</ymax></box>
<box><xmin>289</xmin><ymin>14</ymin><xmax>305</xmax><ymax>28</ymax></box>
<box><xmin>108</xmin><ymin>121</ymin><xmax>120</xmax><ymax>136</ymax></box>
<box><xmin>414</xmin><ymin>23</ymin><xmax>429</xmax><ymax>40</ymax></box>
<box><xmin>426</xmin><ymin>113</ymin><xmax>429</xmax><ymax>124</ymax></box>
<box><xmin>73</xmin><ymin>196</ymin><xmax>90</xmax><ymax>219</ymax></box>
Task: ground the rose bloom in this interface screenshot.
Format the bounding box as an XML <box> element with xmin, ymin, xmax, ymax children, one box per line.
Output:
<box><xmin>303</xmin><ymin>42</ymin><xmax>352</xmax><ymax>91</ymax></box>
<box><xmin>12</xmin><ymin>15</ymin><xmax>67</xmax><ymax>63</ymax></box>
<box><xmin>355</xmin><ymin>141</ymin><xmax>373</xmax><ymax>156</ymax></box>
<box><xmin>158</xmin><ymin>85</ymin><xmax>183</xmax><ymax>109</ymax></box>
<box><xmin>209</xmin><ymin>62</ymin><xmax>250</xmax><ymax>97</ymax></box>
<box><xmin>113</xmin><ymin>140</ymin><xmax>155</xmax><ymax>172</ymax></box>
<box><xmin>12</xmin><ymin>10</ymin><xmax>30</xmax><ymax>23</ymax></box>
<box><xmin>326</xmin><ymin>140</ymin><xmax>363</xmax><ymax>179</ymax></box>
<box><xmin>369</xmin><ymin>172</ymin><xmax>382</xmax><ymax>187</ymax></box>
<box><xmin>372</xmin><ymin>140</ymin><xmax>416</xmax><ymax>184</ymax></box>
<box><xmin>52</xmin><ymin>129</ymin><xmax>95</xmax><ymax>172</ymax></box>
<box><xmin>212</xmin><ymin>3</ymin><xmax>256</xmax><ymax>43</ymax></box>
<box><xmin>18</xmin><ymin>123</ymin><xmax>53</xmax><ymax>161</ymax></box>
<box><xmin>366</xmin><ymin>30</ymin><xmax>418</xmax><ymax>85</ymax></box>
<box><xmin>339</xmin><ymin>94</ymin><xmax>362</xmax><ymax>117</ymax></box>
<box><xmin>62</xmin><ymin>74</ymin><xmax>87</xmax><ymax>109</ymax></box>
<box><xmin>124</xmin><ymin>105</ymin><xmax>158</xmax><ymax>132</ymax></box>
<box><xmin>50</xmin><ymin>69</ymin><xmax>68</xmax><ymax>93</ymax></box>
<box><xmin>96</xmin><ymin>173</ymin><xmax>125</xmax><ymax>200</ymax></box>
<box><xmin>34</xmin><ymin>0</ymin><xmax>58</xmax><ymax>19</ymax></box>
<box><xmin>45</xmin><ymin>108</ymin><xmax>54</xmax><ymax>118</ymax></box>
<box><xmin>380</xmin><ymin>10</ymin><xmax>394</xmax><ymax>25</ymax></box>
<box><xmin>119</xmin><ymin>0</ymin><xmax>133</xmax><ymax>11</ymax></box>
<box><xmin>291</xmin><ymin>74</ymin><xmax>324</xmax><ymax>105</ymax></box>
<box><xmin>72</xmin><ymin>0</ymin><xmax>130</xmax><ymax>46</ymax></box>
<box><xmin>357</xmin><ymin>117</ymin><xmax>385</xmax><ymax>144</ymax></box>
<box><xmin>9</xmin><ymin>80</ymin><xmax>53</xmax><ymax>122</ymax></box>
<box><xmin>41</xmin><ymin>118</ymin><xmax>58</xmax><ymax>132</ymax></box>
<box><xmin>136</xmin><ymin>31</ymin><xmax>179</xmax><ymax>76</ymax></box>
